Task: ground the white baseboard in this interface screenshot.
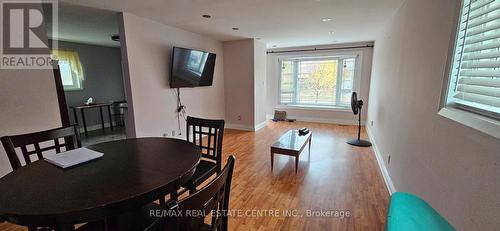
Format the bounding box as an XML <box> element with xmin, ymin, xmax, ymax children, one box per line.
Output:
<box><xmin>254</xmin><ymin>121</ymin><xmax>267</xmax><ymax>131</ymax></box>
<box><xmin>225</xmin><ymin>123</ymin><xmax>255</xmax><ymax>131</ymax></box>
<box><xmin>266</xmin><ymin>114</ymin><xmax>364</xmax><ymax>126</ymax></box>
<box><xmin>226</xmin><ymin>121</ymin><xmax>268</xmax><ymax>132</ymax></box>
<box><xmin>78</xmin><ymin>122</ymin><xmax>117</xmax><ymax>133</ymax></box>
<box><xmin>366</xmin><ymin>126</ymin><xmax>396</xmax><ymax>195</ymax></box>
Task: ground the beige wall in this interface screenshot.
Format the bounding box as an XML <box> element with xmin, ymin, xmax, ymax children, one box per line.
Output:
<box><xmin>223</xmin><ymin>39</ymin><xmax>255</xmax><ymax>130</ymax></box>
<box><xmin>368</xmin><ymin>0</ymin><xmax>500</xmax><ymax>230</ymax></box>
<box><xmin>223</xmin><ymin>39</ymin><xmax>268</xmax><ymax>131</ymax></box>
<box><xmin>0</xmin><ymin>9</ymin><xmax>61</xmax><ymax>177</ymax></box>
<box><xmin>0</xmin><ymin>70</ymin><xmax>61</xmax><ymax>177</ymax></box>
<box><xmin>254</xmin><ymin>40</ymin><xmax>267</xmax><ymax>128</ymax></box>
<box><xmin>266</xmin><ymin>43</ymin><xmax>373</xmax><ymax>125</ymax></box>
<box><xmin>119</xmin><ymin>12</ymin><xmax>225</xmax><ymax>138</ymax></box>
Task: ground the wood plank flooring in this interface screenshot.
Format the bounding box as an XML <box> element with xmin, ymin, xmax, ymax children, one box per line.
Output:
<box><xmin>0</xmin><ymin>121</ymin><xmax>389</xmax><ymax>231</ymax></box>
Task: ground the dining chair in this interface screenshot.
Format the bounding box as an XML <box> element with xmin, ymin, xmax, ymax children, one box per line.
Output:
<box><xmin>183</xmin><ymin>116</ymin><xmax>225</xmax><ymax>193</ymax></box>
<box><xmin>1</xmin><ymin>126</ymin><xmax>81</xmax><ymax>230</ymax></box>
<box><xmin>0</xmin><ymin>125</ymin><xmax>81</xmax><ymax>171</ymax></box>
<box><xmin>78</xmin><ymin>155</ymin><xmax>236</xmax><ymax>231</ymax></box>
<box><xmin>175</xmin><ymin>155</ymin><xmax>235</xmax><ymax>230</ymax></box>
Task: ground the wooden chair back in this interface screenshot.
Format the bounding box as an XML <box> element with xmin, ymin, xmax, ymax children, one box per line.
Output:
<box><xmin>0</xmin><ymin>126</ymin><xmax>81</xmax><ymax>170</ymax></box>
<box><xmin>186</xmin><ymin>116</ymin><xmax>225</xmax><ymax>172</ymax></box>
<box><xmin>165</xmin><ymin>155</ymin><xmax>235</xmax><ymax>231</ymax></box>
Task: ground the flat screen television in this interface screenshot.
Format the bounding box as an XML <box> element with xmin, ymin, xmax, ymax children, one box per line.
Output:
<box><xmin>170</xmin><ymin>47</ymin><xmax>216</xmax><ymax>88</ymax></box>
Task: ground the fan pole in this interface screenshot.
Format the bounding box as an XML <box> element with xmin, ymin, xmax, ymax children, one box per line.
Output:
<box><xmin>347</xmin><ymin>104</ymin><xmax>372</xmax><ymax>147</ymax></box>
<box><xmin>357</xmin><ymin>110</ymin><xmax>361</xmax><ymax>141</ymax></box>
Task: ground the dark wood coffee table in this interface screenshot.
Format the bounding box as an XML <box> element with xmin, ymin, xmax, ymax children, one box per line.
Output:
<box><xmin>271</xmin><ymin>130</ymin><xmax>312</xmax><ymax>174</ymax></box>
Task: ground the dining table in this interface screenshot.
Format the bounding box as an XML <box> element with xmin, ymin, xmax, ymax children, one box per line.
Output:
<box><xmin>0</xmin><ymin>137</ymin><xmax>200</xmax><ymax>230</ymax></box>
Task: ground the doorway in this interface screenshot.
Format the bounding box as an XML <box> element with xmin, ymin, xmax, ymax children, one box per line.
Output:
<box><xmin>45</xmin><ymin>3</ymin><xmax>128</xmax><ymax>146</ymax></box>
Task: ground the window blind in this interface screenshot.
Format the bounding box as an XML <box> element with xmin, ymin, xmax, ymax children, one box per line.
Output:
<box><xmin>449</xmin><ymin>0</ymin><xmax>500</xmax><ymax>116</ymax></box>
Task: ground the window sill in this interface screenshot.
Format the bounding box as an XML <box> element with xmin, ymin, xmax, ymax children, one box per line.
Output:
<box><xmin>438</xmin><ymin>107</ymin><xmax>500</xmax><ymax>139</ymax></box>
<box><xmin>275</xmin><ymin>104</ymin><xmax>351</xmax><ymax>112</ymax></box>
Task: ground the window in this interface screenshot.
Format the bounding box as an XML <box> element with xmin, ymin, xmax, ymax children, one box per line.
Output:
<box><xmin>445</xmin><ymin>0</ymin><xmax>500</xmax><ymax>119</ymax></box>
<box><xmin>279</xmin><ymin>55</ymin><xmax>359</xmax><ymax>108</ymax></box>
<box><xmin>187</xmin><ymin>50</ymin><xmax>208</xmax><ymax>76</ymax></box>
<box><xmin>51</xmin><ymin>49</ymin><xmax>84</xmax><ymax>91</ymax></box>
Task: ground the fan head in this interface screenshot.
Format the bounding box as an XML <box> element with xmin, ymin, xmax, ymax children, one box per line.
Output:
<box><xmin>351</xmin><ymin>92</ymin><xmax>358</xmax><ymax>115</ymax></box>
<box><xmin>350</xmin><ymin>92</ymin><xmax>363</xmax><ymax>115</ymax></box>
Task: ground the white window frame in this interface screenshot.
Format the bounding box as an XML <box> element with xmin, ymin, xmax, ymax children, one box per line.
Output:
<box><xmin>277</xmin><ymin>50</ymin><xmax>363</xmax><ymax>110</ymax></box>
<box><xmin>439</xmin><ymin>0</ymin><xmax>500</xmax><ymax>139</ymax></box>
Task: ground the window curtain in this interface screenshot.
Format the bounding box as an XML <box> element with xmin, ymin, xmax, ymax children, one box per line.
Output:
<box><xmin>51</xmin><ymin>49</ymin><xmax>84</xmax><ymax>81</ymax></box>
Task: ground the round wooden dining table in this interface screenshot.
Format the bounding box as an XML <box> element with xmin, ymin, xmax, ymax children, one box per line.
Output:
<box><xmin>0</xmin><ymin>137</ymin><xmax>200</xmax><ymax>228</ymax></box>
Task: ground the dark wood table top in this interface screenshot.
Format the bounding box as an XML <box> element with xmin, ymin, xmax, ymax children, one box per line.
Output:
<box><xmin>70</xmin><ymin>103</ymin><xmax>113</xmax><ymax>109</ymax></box>
<box><xmin>0</xmin><ymin>138</ymin><xmax>200</xmax><ymax>227</ymax></box>
<box><xmin>271</xmin><ymin>130</ymin><xmax>312</xmax><ymax>152</ymax></box>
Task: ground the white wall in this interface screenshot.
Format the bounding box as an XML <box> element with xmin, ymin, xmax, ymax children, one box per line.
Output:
<box><xmin>266</xmin><ymin>43</ymin><xmax>373</xmax><ymax>125</ymax></box>
<box><xmin>368</xmin><ymin>0</ymin><xmax>500</xmax><ymax>230</ymax></box>
<box><xmin>254</xmin><ymin>40</ymin><xmax>267</xmax><ymax>129</ymax></box>
<box><xmin>119</xmin><ymin>12</ymin><xmax>225</xmax><ymax>138</ymax></box>
<box><xmin>223</xmin><ymin>39</ymin><xmax>255</xmax><ymax>130</ymax></box>
<box><xmin>0</xmin><ymin>10</ymin><xmax>61</xmax><ymax>177</ymax></box>
<box><xmin>0</xmin><ymin>70</ymin><xmax>62</xmax><ymax>177</ymax></box>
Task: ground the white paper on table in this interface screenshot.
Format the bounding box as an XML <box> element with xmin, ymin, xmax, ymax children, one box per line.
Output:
<box><xmin>44</xmin><ymin>148</ymin><xmax>103</xmax><ymax>168</ymax></box>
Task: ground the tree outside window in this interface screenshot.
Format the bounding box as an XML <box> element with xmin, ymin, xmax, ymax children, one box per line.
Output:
<box><xmin>279</xmin><ymin>56</ymin><xmax>357</xmax><ymax>107</ymax></box>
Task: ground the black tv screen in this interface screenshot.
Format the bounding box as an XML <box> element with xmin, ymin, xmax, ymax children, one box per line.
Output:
<box><xmin>170</xmin><ymin>47</ymin><xmax>216</xmax><ymax>88</ymax></box>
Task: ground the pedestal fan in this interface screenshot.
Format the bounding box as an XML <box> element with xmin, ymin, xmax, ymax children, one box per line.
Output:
<box><xmin>347</xmin><ymin>92</ymin><xmax>372</xmax><ymax>147</ymax></box>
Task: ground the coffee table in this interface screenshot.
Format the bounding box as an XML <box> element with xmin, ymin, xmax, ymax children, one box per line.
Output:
<box><xmin>271</xmin><ymin>129</ymin><xmax>312</xmax><ymax>174</ymax></box>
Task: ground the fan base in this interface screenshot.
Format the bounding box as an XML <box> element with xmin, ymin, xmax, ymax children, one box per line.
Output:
<box><xmin>347</xmin><ymin>139</ymin><xmax>372</xmax><ymax>147</ymax></box>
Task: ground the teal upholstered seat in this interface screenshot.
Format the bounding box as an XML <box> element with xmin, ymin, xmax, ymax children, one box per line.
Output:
<box><xmin>386</xmin><ymin>192</ymin><xmax>455</xmax><ymax>231</ymax></box>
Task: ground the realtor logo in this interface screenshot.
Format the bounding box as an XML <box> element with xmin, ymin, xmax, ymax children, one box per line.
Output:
<box><xmin>1</xmin><ymin>0</ymin><xmax>57</xmax><ymax>69</ymax></box>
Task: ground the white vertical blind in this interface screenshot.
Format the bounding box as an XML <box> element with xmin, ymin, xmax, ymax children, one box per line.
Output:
<box><xmin>449</xmin><ymin>0</ymin><xmax>500</xmax><ymax>116</ymax></box>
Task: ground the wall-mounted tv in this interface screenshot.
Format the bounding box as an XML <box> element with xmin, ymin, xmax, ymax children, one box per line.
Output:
<box><xmin>170</xmin><ymin>47</ymin><xmax>216</xmax><ymax>88</ymax></box>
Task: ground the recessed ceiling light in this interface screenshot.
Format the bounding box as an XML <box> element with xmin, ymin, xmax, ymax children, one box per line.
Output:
<box><xmin>322</xmin><ymin>18</ymin><xmax>332</xmax><ymax>22</ymax></box>
<box><xmin>232</xmin><ymin>27</ymin><xmax>239</xmax><ymax>31</ymax></box>
<box><xmin>202</xmin><ymin>14</ymin><xmax>211</xmax><ymax>18</ymax></box>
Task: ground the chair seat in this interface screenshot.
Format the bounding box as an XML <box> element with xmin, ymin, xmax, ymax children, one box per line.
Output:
<box><xmin>78</xmin><ymin>159</ymin><xmax>218</xmax><ymax>230</ymax></box>
<box><xmin>76</xmin><ymin>204</ymin><xmax>159</xmax><ymax>231</ymax></box>
<box><xmin>76</xmin><ymin>203</ymin><xmax>211</xmax><ymax>231</ymax></box>
<box><xmin>144</xmin><ymin>203</ymin><xmax>211</xmax><ymax>231</ymax></box>
<box><xmin>76</xmin><ymin>221</ymin><xmax>105</xmax><ymax>231</ymax></box>
<box><xmin>183</xmin><ymin>159</ymin><xmax>218</xmax><ymax>189</ymax></box>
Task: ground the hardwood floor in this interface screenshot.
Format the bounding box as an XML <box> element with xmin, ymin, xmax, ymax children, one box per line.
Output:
<box><xmin>223</xmin><ymin>121</ymin><xmax>389</xmax><ymax>231</ymax></box>
<box><xmin>0</xmin><ymin>121</ymin><xmax>389</xmax><ymax>231</ymax></box>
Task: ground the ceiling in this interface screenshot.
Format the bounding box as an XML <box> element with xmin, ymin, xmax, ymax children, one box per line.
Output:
<box><xmin>45</xmin><ymin>3</ymin><xmax>120</xmax><ymax>47</ymax></box>
<box><xmin>58</xmin><ymin>0</ymin><xmax>404</xmax><ymax>48</ymax></box>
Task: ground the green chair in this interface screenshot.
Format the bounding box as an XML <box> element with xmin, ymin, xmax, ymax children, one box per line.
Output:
<box><xmin>386</xmin><ymin>192</ymin><xmax>455</xmax><ymax>231</ymax></box>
